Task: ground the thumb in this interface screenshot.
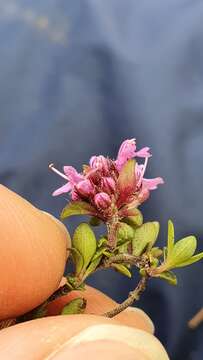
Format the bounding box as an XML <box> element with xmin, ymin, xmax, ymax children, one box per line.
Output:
<box><xmin>0</xmin><ymin>185</ymin><xmax>70</xmax><ymax>320</ymax></box>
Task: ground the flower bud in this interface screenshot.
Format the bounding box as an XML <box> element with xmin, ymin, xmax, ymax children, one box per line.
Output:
<box><xmin>75</xmin><ymin>179</ymin><xmax>94</xmax><ymax>198</ymax></box>
<box><xmin>90</xmin><ymin>155</ymin><xmax>109</xmax><ymax>175</ymax></box>
<box><xmin>101</xmin><ymin>177</ymin><xmax>116</xmax><ymax>194</ymax></box>
<box><xmin>94</xmin><ymin>192</ymin><xmax>111</xmax><ymax>209</ymax></box>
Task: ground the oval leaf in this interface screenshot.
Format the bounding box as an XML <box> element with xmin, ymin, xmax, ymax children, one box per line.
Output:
<box><xmin>166</xmin><ymin>236</ymin><xmax>197</xmax><ymax>270</ymax></box>
<box><xmin>113</xmin><ymin>264</ymin><xmax>132</xmax><ymax>278</ymax></box>
<box><xmin>174</xmin><ymin>251</ymin><xmax>203</xmax><ymax>268</ymax></box>
<box><xmin>61</xmin><ymin>201</ymin><xmax>95</xmax><ymax>220</ymax></box>
<box><xmin>155</xmin><ymin>271</ymin><xmax>177</xmax><ymax>286</ymax></box>
<box><xmin>117</xmin><ymin>222</ymin><xmax>134</xmax><ymax>242</ymax></box>
<box><xmin>71</xmin><ymin>247</ymin><xmax>84</xmax><ymax>275</ymax></box>
<box><xmin>132</xmin><ymin>222</ymin><xmax>160</xmax><ymax>256</ymax></box>
<box><xmin>61</xmin><ymin>298</ymin><xmax>86</xmax><ymax>315</ymax></box>
<box><xmin>72</xmin><ymin>223</ymin><xmax>97</xmax><ymax>273</ymax></box>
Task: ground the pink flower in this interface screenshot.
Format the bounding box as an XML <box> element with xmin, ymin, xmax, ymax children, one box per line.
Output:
<box><xmin>135</xmin><ymin>147</ymin><xmax>151</xmax><ymax>158</ymax></box>
<box><xmin>89</xmin><ymin>155</ymin><xmax>109</xmax><ymax>175</ymax></box>
<box><xmin>94</xmin><ymin>192</ymin><xmax>111</xmax><ymax>209</ymax></box>
<box><xmin>75</xmin><ymin>179</ymin><xmax>95</xmax><ymax>198</ymax></box>
<box><xmin>142</xmin><ymin>177</ymin><xmax>164</xmax><ymax>191</ymax></box>
<box><xmin>136</xmin><ymin>159</ymin><xmax>164</xmax><ymax>192</ymax></box>
<box><xmin>52</xmin><ymin>182</ymin><xmax>72</xmax><ymax>196</ymax></box>
<box><xmin>50</xmin><ymin>138</ymin><xmax>164</xmax><ymax>217</ymax></box>
<box><xmin>115</xmin><ymin>139</ymin><xmax>151</xmax><ymax>171</ymax></box>
<box><xmin>101</xmin><ymin>177</ymin><xmax>116</xmax><ymax>194</ymax></box>
<box><xmin>63</xmin><ymin>166</ymin><xmax>84</xmax><ymax>185</ymax></box>
<box><xmin>50</xmin><ymin>164</ymin><xmax>84</xmax><ymax>197</ymax></box>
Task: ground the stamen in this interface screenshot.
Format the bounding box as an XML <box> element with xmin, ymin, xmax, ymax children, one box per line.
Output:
<box><xmin>137</xmin><ymin>157</ymin><xmax>148</xmax><ymax>188</ymax></box>
<box><xmin>49</xmin><ymin>163</ymin><xmax>68</xmax><ymax>180</ymax></box>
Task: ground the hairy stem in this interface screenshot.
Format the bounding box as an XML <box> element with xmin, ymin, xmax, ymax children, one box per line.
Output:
<box><xmin>103</xmin><ymin>276</ymin><xmax>148</xmax><ymax>318</ymax></box>
<box><xmin>107</xmin><ymin>217</ymin><xmax>119</xmax><ymax>249</ymax></box>
<box><xmin>103</xmin><ymin>254</ymin><xmax>144</xmax><ymax>268</ymax></box>
<box><xmin>16</xmin><ymin>283</ymin><xmax>72</xmax><ymax>323</ymax></box>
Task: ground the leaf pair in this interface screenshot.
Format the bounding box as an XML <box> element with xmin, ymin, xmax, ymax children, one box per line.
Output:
<box><xmin>162</xmin><ymin>220</ymin><xmax>203</xmax><ymax>270</ymax></box>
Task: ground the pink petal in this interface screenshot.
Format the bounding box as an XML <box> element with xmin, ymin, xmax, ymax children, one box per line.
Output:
<box><xmin>52</xmin><ymin>182</ymin><xmax>72</xmax><ymax>196</ymax></box>
<box><xmin>115</xmin><ymin>138</ymin><xmax>136</xmax><ymax>170</ymax></box>
<box><xmin>89</xmin><ymin>155</ymin><xmax>109</xmax><ymax>174</ymax></box>
<box><xmin>75</xmin><ymin>179</ymin><xmax>95</xmax><ymax>197</ymax></box>
<box><xmin>135</xmin><ymin>147</ymin><xmax>151</xmax><ymax>158</ymax></box>
<box><xmin>142</xmin><ymin>177</ymin><xmax>164</xmax><ymax>190</ymax></box>
<box><xmin>63</xmin><ymin>166</ymin><xmax>84</xmax><ymax>185</ymax></box>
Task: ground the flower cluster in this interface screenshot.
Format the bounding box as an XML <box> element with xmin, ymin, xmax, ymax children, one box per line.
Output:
<box><xmin>50</xmin><ymin>139</ymin><xmax>164</xmax><ymax>221</ymax></box>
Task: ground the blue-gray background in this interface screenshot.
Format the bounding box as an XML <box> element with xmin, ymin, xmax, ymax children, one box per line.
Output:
<box><xmin>0</xmin><ymin>0</ymin><xmax>203</xmax><ymax>358</ymax></box>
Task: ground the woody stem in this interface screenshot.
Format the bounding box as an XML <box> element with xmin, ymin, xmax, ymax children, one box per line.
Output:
<box><xmin>107</xmin><ymin>218</ymin><xmax>119</xmax><ymax>249</ymax></box>
<box><xmin>103</xmin><ymin>275</ymin><xmax>149</xmax><ymax>318</ymax></box>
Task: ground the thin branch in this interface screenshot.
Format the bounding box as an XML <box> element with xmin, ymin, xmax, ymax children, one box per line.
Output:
<box><xmin>48</xmin><ymin>283</ymin><xmax>72</xmax><ymax>302</ymax></box>
<box><xmin>16</xmin><ymin>283</ymin><xmax>72</xmax><ymax>323</ymax></box>
<box><xmin>188</xmin><ymin>308</ymin><xmax>203</xmax><ymax>329</ymax></box>
<box><xmin>103</xmin><ymin>276</ymin><xmax>149</xmax><ymax>318</ymax></box>
<box><xmin>103</xmin><ymin>254</ymin><xmax>144</xmax><ymax>268</ymax></box>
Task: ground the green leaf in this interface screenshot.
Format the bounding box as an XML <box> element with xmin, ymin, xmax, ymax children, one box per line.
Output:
<box><xmin>123</xmin><ymin>210</ymin><xmax>143</xmax><ymax>228</ymax></box>
<box><xmin>117</xmin><ymin>242</ymin><xmax>130</xmax><ymax>254</ymax></box>
<box><xmin>117</xmin><ymin>159</ymin><xmax>136</xmax><ymax>205</ymax></box>
<box><xmin>155</xmin><ymin>271</ymin><xmax>177</xmax><ymax>285</ymax></box>
<box><xmin>165</xmin><ymin>236</ymin><xmax>197</xmax><ymax>270</ymax></box>
<box><xmin>132</xmin><ymin>222</ymin><xmax>160</xmax><ymax>256</ymax></box>
<box><xmin>61</xmin><ymin>201</ymin><xmax>95</xmax><ymax>220</ymax></box>
<box><xmin>91</xmin><ymin>247</ymin><xmax>106</xmax><ymax>261</ymax></box>
<box><xmin>174</xmin><ymin>252</ymin><xmax>203</xmax><ymax>268</ymax></box>
<box><xmin>163</xmin><ymin>247</ymin><xmax>167</xmax><ymax>262</ymax></box>
<box><xmin>167</xmin><ymin>220</ymin><xmax>175</xmax><ymax>257</ymax></box>
<box><xmin>84</xmin><ymin>255</ymin><xmax>103</xmax><ymax>278</ymax></box>
<box><xmin>72</xmin><ymin>223</ymin><xmax>97</xmax><ymax>274</ymax></box>
<box><xmin>117</xmin><ymin>222</ymin><xmax>134</xmax><ymax>243</ymax></box>
<box><xmin>61</xmin><ymin>298</ymin><xmax>86</xmax><ymax>315</ymax></box>
<box><xmin>112</xmin><ymin>264</ymin><xmax>132</xmax><ymax>278</ymax></box>
<box><xmin>150</xmin><ymin>247</ymin><xmax>163</xmax><ymax>258</ymax></box>
<box><xmin>97</xmin><ymin>237</ymin><xmax>108</xmax><ymax>248</ymax></box>
<box><xmin>70</xmin><ymin>247</ymin><xmax>84</xmax><ymax>275</ymax></box>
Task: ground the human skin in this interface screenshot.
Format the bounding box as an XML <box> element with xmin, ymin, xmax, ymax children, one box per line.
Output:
<box><xmin>0</xmin><ymin>186</ymin><xmax>169</xmax><ymax>359</ymax></box>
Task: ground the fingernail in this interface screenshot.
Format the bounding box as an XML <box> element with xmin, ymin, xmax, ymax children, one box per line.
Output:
<box><xmin>127</xmin><ymin>307</ymin><xmax>155</xmax><ymax>334</ymax></box>
<box><xmin>50</xmin><ymin>340</ymin><xmax>148</xmax><ymax>360</ymax></box>
<box><xmin>46</xmin><ymin>324</ymin><xmax>169</xmax><ymax>360</ymax></box>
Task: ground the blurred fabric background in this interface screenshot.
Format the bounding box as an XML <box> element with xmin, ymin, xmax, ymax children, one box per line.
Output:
<box><xmin>0</xmin><ymin>0</ymin><xmax>203</xmax><ymax>358</ymax></box>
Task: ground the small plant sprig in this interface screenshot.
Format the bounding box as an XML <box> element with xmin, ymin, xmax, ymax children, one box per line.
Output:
<box><xmin>43</xmin><ymin>139</ymin><xmax>203</xmax><ymax>318</ymax></box>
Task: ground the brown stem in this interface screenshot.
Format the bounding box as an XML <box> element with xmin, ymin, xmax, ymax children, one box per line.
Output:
<box><xmin>16</xmin><ymin>283</ymin><xmax>72</xmax><ymax>323</ymax></box>
<box><xmin>103</xmin><ymin>254</ymin><xmax>144</xmax><ymax>268</ymax></box>
<box><xmin>48</xmin><ymin>283</ymin><xmax>71</xmax><ymax>302</ymax></box>
<box><xmin>103</xmin><ymin>276</ymin><xmax>148</xmax><ymax>318</ymax></box>
<box><xmin>188</xmin><ymin>308</ymin><xmax>203</xmax><ymax>329</ymax></box>
<box><xmin>107</xmin><ymin>218</ymin><xmax>119</xmax><ymax>249</ymax></box>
